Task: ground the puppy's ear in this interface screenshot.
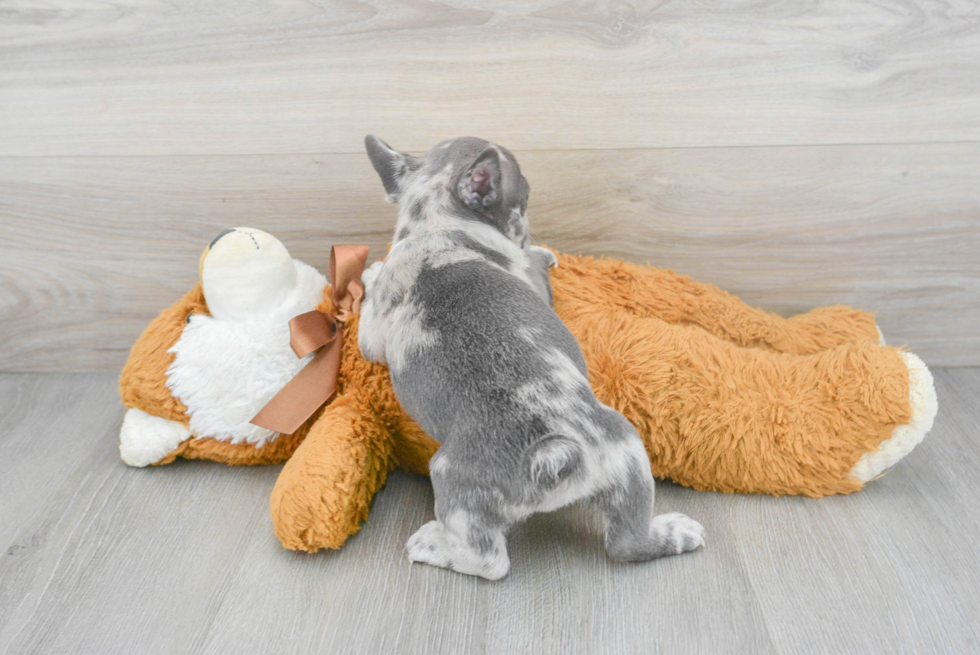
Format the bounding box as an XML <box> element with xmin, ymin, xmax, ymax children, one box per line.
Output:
<box><xmin>458</xmin><ymin>148</ymin><xmax>501</xmax><ymax>211</ymax></box>
<box><xmin>364</xmin><ymin>135</ymin><xmax>419</xmax><ymax>203</ymax></box>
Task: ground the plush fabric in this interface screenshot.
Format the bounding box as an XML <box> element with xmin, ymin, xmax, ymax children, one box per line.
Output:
<box><xmin>118</xmin><ymin>247</ymin><xmax>937</xmax><ymax>553</ymax></box>
<box><xmin>168</xmin><ymin>260</ymin><xmax>326</xmax><ymax>447</ymax></box>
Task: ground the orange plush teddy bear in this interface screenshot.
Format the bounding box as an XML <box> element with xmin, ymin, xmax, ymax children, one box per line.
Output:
<box><xmin>119</xmin><ymin>228</ymin><xmax>937</xmax><ymax>552</ymax></box>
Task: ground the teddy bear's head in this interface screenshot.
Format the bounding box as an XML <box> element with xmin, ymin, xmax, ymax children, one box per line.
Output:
<box><xmin>198</xmin><ymin>227</ymin><xmax>299</xmax><ymax>322</ymax></box>
<box><xmin>119</xmin><ymin>228</ymin><xmax>329</xmax><ymax>466</ymax></box>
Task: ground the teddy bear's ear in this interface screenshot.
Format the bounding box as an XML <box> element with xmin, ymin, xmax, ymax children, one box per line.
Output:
<box><xmin>364</xmin><ymin>135</ymin><xmax>420</xmax><ymax>203</ymax></box>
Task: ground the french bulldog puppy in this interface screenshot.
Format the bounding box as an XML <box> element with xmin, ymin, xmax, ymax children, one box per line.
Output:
<box><xmin>359</xmin><ymin>135</ymin><xmax>704</xmax><ymax>579</ymax></box>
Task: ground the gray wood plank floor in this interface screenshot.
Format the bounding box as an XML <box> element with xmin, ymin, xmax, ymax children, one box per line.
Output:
<box><xmin>1</xmin><ymin>370</ymin><xmax>977</xmax><ymax>655</ymax></box>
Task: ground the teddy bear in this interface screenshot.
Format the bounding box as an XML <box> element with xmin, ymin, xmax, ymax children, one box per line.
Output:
<box><xmin>118</xmin><ymin>227</ymin><xmax>937</xmax><ymax>552</ymax></box>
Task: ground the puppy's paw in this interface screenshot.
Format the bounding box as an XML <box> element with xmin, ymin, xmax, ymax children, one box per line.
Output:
<box><xmin>651</xmin><ymin>512</ymin><xmax>705</xmax><ymax>555</ymax></box>
<box><xmin>406</xmin><ymin>520</ymin><xmax>454</xmax><ymax>569</ymax></box>
<box><xmin>528</xmin><ymin>245</ymin><xmax>558</xmax><ymax>268</ymax></box>
<box><xmin>406</xmin><ymin>520</ymin><xmax>510</xmax><ymax>580</ymax></box>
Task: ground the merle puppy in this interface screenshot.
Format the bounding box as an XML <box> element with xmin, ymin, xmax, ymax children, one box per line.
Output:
<box><xmin>359</xmin><ymin>135</ymin><xmax>704</xmax><ymax>579</ymax></box>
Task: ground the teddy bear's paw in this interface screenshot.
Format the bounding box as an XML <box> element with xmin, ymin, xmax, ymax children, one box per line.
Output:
<box><xmin>119</xmin><ymin>408</ymin><xmax>192</xmax><ymax>467</ymax></box>
<box><xmin>849</xmin><ymin>351</ymin><xmax>938</xmax><ymax>483</ymax></box>
<box><xmin>406</xmin><ymin>519</ymin><xmax>510</xmax><ymax>580</ymax></box>
<box><xmin>650</xmin><ymin>512</ymin><xmax>706</xmax><ymax>555</ymax></box>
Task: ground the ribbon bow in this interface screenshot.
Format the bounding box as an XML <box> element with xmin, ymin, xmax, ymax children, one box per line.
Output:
<box><xmin>250</xmin><ymin>244</ymin><xmax>370</xmax><ymax>434</ymax></box>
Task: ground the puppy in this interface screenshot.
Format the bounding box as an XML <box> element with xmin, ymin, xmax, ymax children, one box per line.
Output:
<box><xmin>359</xmin><ymin>136</ymin><xmax>704</xmax><ymax>579</ymax></box>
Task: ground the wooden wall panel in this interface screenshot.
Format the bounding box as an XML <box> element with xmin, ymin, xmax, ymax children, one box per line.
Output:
<box><xmin>1</xmin><ymin>0</ymin><xmax>979</xmax><ymax>156</ymax></box>
<box><xmin>1</xmin><ymin>143</ymin><xmax>977</xmax><ymax>371</ymax></box>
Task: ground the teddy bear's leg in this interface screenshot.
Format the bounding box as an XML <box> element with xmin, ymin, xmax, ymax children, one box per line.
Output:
<box><xmin>120</xmin><ymin>409</ymin><xmax>306</xmax><ymax>467</ymax></box>
<box><xmin>567</xmin><ymin>310</ymin><xmax>937</xmax><ymax>496</ymax></box>
<box><xmin>152</xmin><ymin>430</ymin><xmax>309</xmax><ymax>467</ymax></box>
<box><xmin>270</xmin><ymin>393</ymin><xmax>395</xmax><ymax>552</ymax></box>
<box><xmin>119</xmin><ymin>285</ymin><xmax>207</xmax><ymax>426</ymax></box>
<box><xmin>119</xmin><ymin>408</ymin><xmax>192</xmax><ymax>467</ymax></box>
<box><xmin>848</xmin><ymin>351</ymin><xmax>937</xmax><ymax>483</ymax></box>
<box><xmin>553</xmin><ymin>254</ymin><xmax>882</xmax><ymax>355</ymax></box>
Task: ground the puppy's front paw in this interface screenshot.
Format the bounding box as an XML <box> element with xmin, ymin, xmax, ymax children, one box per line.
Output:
<box><xmin>528</xmin><ymin>245</ymin><xmax>558</xmax><ymax>268</ymax></box>
<box><xmin>651</xmin><ymin>512</ymin><xmax>705</xmax><ymax>554</ymax></box>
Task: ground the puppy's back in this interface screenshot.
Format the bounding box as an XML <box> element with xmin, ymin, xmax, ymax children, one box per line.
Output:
<box><xmin>392</xmin><ymin>250</ymin><xmax>594</xmax><ymax>449</ymax></box>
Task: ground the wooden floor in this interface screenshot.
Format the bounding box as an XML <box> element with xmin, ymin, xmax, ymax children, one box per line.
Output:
<box><xmin>0</xmin><ymin>370</ymin><xmax>976</xmax><ymax>655</ymax></box>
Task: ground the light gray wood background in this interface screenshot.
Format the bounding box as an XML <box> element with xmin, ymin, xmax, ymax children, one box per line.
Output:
<box><xmin>0</xmin><ymin>370</ymin><xmax>977</xmax><ymax>655</ymax></box>
<box><xmin>1</xmin><ymin>0</ymin><xmax>979</xmax><ymax>370</ymax></box>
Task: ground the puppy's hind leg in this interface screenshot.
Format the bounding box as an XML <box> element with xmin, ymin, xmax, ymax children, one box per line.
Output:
<box><xmin>594</xmin><ymin>440</ymin><xmax>704</xmax><ymax>562</ymax></box>
<box><xmin>406</xmin><ymin>452</ymin><xmax>512</xmax><ymax>580</ymax></box>
<box><xmin>405</xmin><ymin>449</ymin><xmax>510</xmax><ymax>580</ymax></box>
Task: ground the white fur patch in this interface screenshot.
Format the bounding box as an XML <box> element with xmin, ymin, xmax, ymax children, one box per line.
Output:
<box><xmin>514</xmin><ymin>434</ymin><xmax>650</xmax><ymax>518</ymax></box>
<box><xmin>513</xmin><ymin>348</ymin><xmax>599</xmax><ymax>441</ymax></box>
<box><xmin>509</xmin><ymin>345</ymin><xmax>652</xmax><ymax>516</ymax></box>
<box><xmin>406</xmin><ymin>517</ymin><xmax>510</xmax><ymax>580</ymax></box>
<box><xmin>384</xmin><ymin>302</ymin><xmax>441</xmax><ymax>374</ymax></box>
<box><xmin>119</xmin><ymin>408</ymin><xmax>192</xmax><ymax>467</ymax></box>
<box><xmin>358</xmin><ymin>255</ymin><xmax>439</xmax><ymax>369</ymax></box>
<box><xmin>528</xmin><ymin>438</ymin><xmax>580</xmax><ymax>486</ymax></box>
<box><xmin>849</xmin><ymin>351</ymin><xmax>938</xmax><ymax>483</ymax></box>
<box><xmin>166</xmin><ymin>260</ymin><xmax>327</xmax><ymax>446</ymax></box>
<box><xmin>650</xmin><ymin>512</ymin><xmax>706</xmax><ymax>554</ymax></box>
<box><xmin>359</xmin><ymin>233</ymin><xmax>468</xmax><ymax>372</ymax></box>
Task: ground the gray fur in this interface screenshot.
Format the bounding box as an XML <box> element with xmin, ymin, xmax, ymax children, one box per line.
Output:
<box><xmin>364</xmin><ymin>135</ymin><xmax>420</xmax><ymax>202</ymax></box>
<box><xmin>447</xmin><ymin>231</ymin><xmax>511</xmax><ymax>270</ymax></box>
<box><xmin>525</xmin><ymin>246</ymin><xmax>557</xmax><ymax>306</ymax></box>
<box><xmin>359</xmin><ymin>136</ymin><xmax>704</xmax><ymax>580</ymax></box>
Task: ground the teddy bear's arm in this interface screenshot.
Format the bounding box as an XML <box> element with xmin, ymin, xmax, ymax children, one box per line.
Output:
<box><xmin>552</xmin><ymin>253</ymin><xmax>881</xmax><ymax>355</ymax></box>
<box><xmin>270</xmin><ymin>391</ymin><xmax>395</xmax><ymax>552</ymax></box>
<box><xmin>119</xmin><ymin>285</ymin><xmax>208</xmax><ymax>423</ymax></box>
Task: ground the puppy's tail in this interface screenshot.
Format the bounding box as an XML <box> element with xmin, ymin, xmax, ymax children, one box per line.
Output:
<box><xmin>526</xmin><ymin>435</ymin><xmax>583</xmax><ymax>490</ymax></box>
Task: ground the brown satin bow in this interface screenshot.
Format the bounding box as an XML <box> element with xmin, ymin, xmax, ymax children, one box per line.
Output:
<box><xmin>250</xmin><ymin>244</ymin><xmax>370</xmax><ymax>435</ymax></box>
